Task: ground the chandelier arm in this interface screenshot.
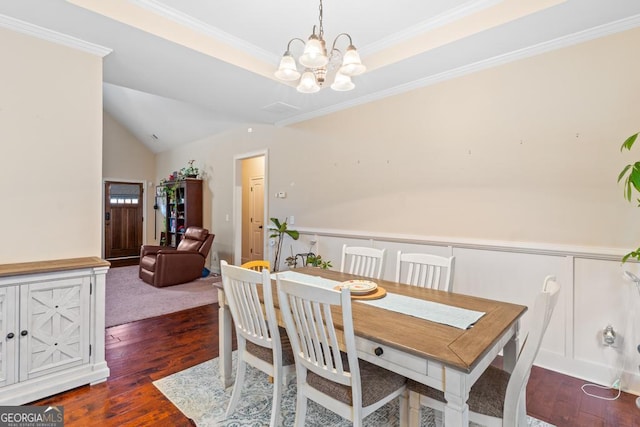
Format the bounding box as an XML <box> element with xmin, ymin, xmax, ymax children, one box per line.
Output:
<box><xmin>331</xmin><ymin>32</ymin><xmax>354</xmax><ymax>51</ymax></box>
<box><xmin>286</xmin><ymin>37</ymin><xmax>307</xmax><ymax>52</ymax></box>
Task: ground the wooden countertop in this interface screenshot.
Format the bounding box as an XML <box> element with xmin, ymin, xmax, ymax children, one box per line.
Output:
<box><xmin>0</xmin><ymin>257</ymin><xmax>111</xmax><ymax>277</ymax></box>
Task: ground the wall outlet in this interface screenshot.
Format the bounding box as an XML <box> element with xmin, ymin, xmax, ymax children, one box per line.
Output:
<box><xmin>602</xmin><ymin>325</ymin><xmax>616</xmax><ymax>346</ymax></box>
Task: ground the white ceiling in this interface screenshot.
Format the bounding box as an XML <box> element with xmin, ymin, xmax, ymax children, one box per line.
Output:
<box><xmin>1</xmin><ymin>0</ymin><xmax>640</xmax><ymax>153</ymax></box>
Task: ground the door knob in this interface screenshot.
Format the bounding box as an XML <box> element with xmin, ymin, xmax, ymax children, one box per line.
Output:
<box><xmin>20</xmin><ymin>330</ymin><xmax>28</xmax><ymax>336</ymax></box>
<box><xmin>6</xmin><ymin>332</ymin><xmax>14</xmax><ymax>339</ymax></box>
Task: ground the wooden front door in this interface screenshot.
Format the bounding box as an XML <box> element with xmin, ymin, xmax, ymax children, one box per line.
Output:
<box><xmin>104</xmin><ymin>182</ymin><xmax>143</xmax><ymax>259</ymax></box>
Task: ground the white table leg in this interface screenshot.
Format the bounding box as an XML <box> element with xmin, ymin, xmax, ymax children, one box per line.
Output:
<box><xmin>443</xmin><ymin>368</ymin><xmax>469</xmax><ymax>427</ymax></box>
<box><xmin>218</xmin><ymin>288</ymin><xmax>233</xmax><ymax>388</ymax></box>
<box><xmin>502</xmin><ymin>321</ymin><xmax>520</xmax><ymax>374</ymax></box>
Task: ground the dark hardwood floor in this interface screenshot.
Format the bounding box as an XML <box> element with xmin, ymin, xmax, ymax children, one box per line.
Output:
<box><xmin>32</xmin><ymin>304</ymin><xmax>639</xmax><ymax>426</ymax></box>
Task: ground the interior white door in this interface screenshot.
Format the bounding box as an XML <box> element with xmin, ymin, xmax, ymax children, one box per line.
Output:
<box><xmin>249</xmin><ymin>176</ymin><xmax>264</xmax><ymax>261</ymax></box>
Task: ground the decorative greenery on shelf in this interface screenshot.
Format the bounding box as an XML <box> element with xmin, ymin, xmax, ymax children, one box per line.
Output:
<box><xmin>180</xmin><ymin>160</ymin><xmax>201</xmax><ymax>179</ymax></box>
<box><xmin>158</xmin><ymin>160</ymin><xmax>203</xmax><ymax>200</ymax></box>
<box><xmin>158</xmin><ymin>179</ymin><xmax>178</xmax><ymax>200</ymax></box>
<box><xmin>617</xmin><ymin>131</ymin><xmax>640</xmax><ymax>262</ymax></box>
<box><xmin>269</xmin><ymin>217</ymin><xmax>299</xmax><ymax>272</ymax></box>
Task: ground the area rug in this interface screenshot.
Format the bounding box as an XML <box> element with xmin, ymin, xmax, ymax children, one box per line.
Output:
<box><xmin>106</xmin><ymin>265</ymin><xmax>221</xmax><ymax>327</ymax></box>
<box><xmin>153</xmin><ymin>353</ymin><xmax>555</xmax><ymax>427</ymax></box>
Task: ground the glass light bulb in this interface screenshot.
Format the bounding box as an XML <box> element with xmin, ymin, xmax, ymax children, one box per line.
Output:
<box><xmin>299</xmin><ymin>36</ymin><xmax>328</xmax><ymax>68</ymax></box>
<box><xmin>275</xmin><ymin>53</ymin><xmax>300</xmax><ymax>81</ymax></box>
<box><xmin>330</xmin><ymin>72</ymin><xmax>355</xmax><ymax>91</ymax></box>
<box><xmin>339</xmin><ymin>46</ymin><xmax>366</xmax><ymax>76</ymax></box>
<box><xmin>297</xmin><ymin>71</ymin><xmax>320</xmax><ymax>93</ymax></box>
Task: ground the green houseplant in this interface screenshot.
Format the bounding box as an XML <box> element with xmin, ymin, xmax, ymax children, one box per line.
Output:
<box><xmin>180</xmin><ymin>160</ymin><xmax>201</xmax><ymax>179</ymax></box>
<box><xmin>269</xmin><ymin>217</ymin><xmax>299</xmax><ymax>272</ymax></box>
<box><xmin>285</xmin><ymin>252</ymin><xmax>332</xmax><ymax>269</ymax></box>
<box><xmin>306</xmin><ymin>254</ymin><xmax>332</xmax><ymax>269</ymax></box>
<box><xmin>617</xmin><ymin>131</ymin><xmax>640</xmax><ymax>262</ymax></box>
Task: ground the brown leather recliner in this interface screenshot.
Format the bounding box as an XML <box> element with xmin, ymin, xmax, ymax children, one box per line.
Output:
<box><xmin>139</xmin><ymin>227</ymin><xmax>215</xmax><ymax>287</ymax></box>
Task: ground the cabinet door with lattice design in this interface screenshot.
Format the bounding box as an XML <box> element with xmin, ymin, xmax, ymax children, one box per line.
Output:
<box><xmin>0</xmin><ymin>287</ymin><xmax>18</xmax><ymax>387</ymax></box>
<box><xmin>19</xmin><ymin>277</ymin><xmax>90</xmax><ymax>381</ymax></box>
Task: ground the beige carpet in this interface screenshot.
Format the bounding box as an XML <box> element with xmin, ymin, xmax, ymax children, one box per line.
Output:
<box><xmin>105</xmin><ymin>265</ymin><xmax>220</xmax><ymax>327</ymax></box>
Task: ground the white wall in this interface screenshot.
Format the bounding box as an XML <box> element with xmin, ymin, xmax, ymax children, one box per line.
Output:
<box><xmin>0</xmin><ymin>27</ymin><xmax>104</xmax><ymax>263</ymax></box>
<box><xmin>155</xmin><ymin>27</ymin><xmax>640</xmax><ymax>392</ymax></box>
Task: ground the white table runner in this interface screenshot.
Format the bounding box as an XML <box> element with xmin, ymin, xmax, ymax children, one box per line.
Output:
<box><xmin>273</xmin><ymin>271</ymin><xmax>484</xmax><ymax>329</ymax></box>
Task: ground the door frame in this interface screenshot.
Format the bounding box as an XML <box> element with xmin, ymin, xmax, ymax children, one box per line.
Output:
<box><xmin>102</xmin><ymin>177</ymin><xmax>149</xmax><ymax>259</ymax></box>
<box><xmin>233</xmin><ymin>150</ymin><xmax>268</xmax><ymax>266</ymax></box>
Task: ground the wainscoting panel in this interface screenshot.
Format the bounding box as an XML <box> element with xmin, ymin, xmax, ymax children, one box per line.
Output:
<box><xmin>279</xmin><ymin>228</ymin><xmax>640</xmax><ymax>395</ymax></box>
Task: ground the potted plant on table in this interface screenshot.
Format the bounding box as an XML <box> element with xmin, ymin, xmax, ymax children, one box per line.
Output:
<box><xmin>305</xmin><ymin>253</ymin><xmax>333</xmax><ymax>269</ymax></box>
<box><xmin>285</xmin><ymin>252</ymin><xmax>332</xmax><ymax>270</ymax></box>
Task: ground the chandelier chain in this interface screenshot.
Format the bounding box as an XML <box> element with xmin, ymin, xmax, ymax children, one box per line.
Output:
<box><xmin>318</xmin><ymin>0</ymin><xmax>324</xmax><ymax>39</ymax></box>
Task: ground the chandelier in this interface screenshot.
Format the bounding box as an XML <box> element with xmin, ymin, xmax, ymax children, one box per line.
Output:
<box><xmin>274</xmin><ymin>0</ymin><xmax>366</xmax><ymax>93</ymax></box>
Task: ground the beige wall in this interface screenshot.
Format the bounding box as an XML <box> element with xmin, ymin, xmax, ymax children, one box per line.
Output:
<box><xmin>103</xmin><ymin>111</ymin><xmax>156</xmax><ymax>244</ymax></box>
<box><xmin>0</xmin><ymin>28</ymin><xmax>103</xmax><ymax>263</ymax></box>
<box><xmin>159</xmin><ymin>27</ymin><xmax>640</xmax><ymax>260</ymax></box>
<box><xmin>155</xmin><ymin>138</ymin><xmax>213</xmax><ymax>243</ymax></box>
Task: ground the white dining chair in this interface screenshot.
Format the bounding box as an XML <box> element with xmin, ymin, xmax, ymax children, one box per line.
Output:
<box><xmin>407</xmin><ymin>275</ymin><xmax>561</xmax><ymax>427</ymax></box>
<box><xmin>220</xmin><ymin>260</ymin><xmax>295</xmax><ymax>427</ymax></box>
<box><xmin>340</xmin><ymin>244</ymin><xmax>386</xmax><ymax>279</ymax></box>
<box><xmin>276</xmin><ymin>275</ymin><xmax>407</xmax><ymax>427</ymax></box>
<box><xmin>395</xmin><ymin>251</ymin><xmax>455</xmax><ymax>291</ymax></box>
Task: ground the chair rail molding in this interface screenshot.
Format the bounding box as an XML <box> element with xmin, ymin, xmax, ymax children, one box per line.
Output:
<box><xmin>284</xmin><ymin>226</ymin><xmax>640</xmax><ymax>395</ymax></box>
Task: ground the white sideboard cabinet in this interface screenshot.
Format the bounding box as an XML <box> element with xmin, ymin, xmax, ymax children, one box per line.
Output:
<box><xmin>0</xmin><ymin>257</ymin><xmax>110</xmax><ymax>404</ymax></box>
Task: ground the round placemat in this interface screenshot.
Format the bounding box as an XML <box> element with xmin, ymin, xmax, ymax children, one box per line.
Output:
<box><xmin>333</xmin><ymin>286</ymin><xmax>387</xmax><ymax>300</ymax></box>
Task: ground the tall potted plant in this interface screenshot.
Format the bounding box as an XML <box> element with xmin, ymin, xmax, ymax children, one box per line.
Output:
<box><xmin>269</xmin><ymin>217</ymin><xmax>299</xmax><ymax>271</ymax></box>
<box><xmin>617</xmin><ymin>131</ymin><xmax>640</xmax><ymax>262</ymax></box>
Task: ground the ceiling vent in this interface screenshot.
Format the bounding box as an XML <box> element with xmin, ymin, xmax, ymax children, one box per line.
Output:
<box><xmin>261</xmin><ymin>101</ymin><xmax>300</xmax><ymax>114</ymax></box>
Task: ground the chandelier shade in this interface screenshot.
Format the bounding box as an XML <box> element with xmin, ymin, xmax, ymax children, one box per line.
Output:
<box><xmin>340</xmin><ymin>46</ymin><xmax>366</xmax><ymax>76</ymax></box>
<box><xmin>297</xmin><ymin>71</ymin><xmax>321</xmax><ymax>93</ymax></box>
<box><xmin>299</xmin><ymin>35</ymin><xmax>328</xmax><ymax>68</ymax></box>
<box><xmin>330</xmin><ymin>72</ymin><xmax>354</xmax><ymax>91</ymax></box>
<box><xmin>274</xmin><ymin>52</ymin><xmax>300</xmax><ymax>81</ymax></box>
<box><xmin>274</xmin><ymin>0</ymin><xmax>365</xmax><ymax>93</ymax></box>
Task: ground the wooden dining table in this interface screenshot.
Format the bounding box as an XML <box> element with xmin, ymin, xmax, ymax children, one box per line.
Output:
<box><xmin>214</xmin><ymin>267</ymin><xmax>527</xmax><ymax>426</ymax></box>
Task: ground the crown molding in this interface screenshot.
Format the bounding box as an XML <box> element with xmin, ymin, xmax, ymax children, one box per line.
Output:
<box><xmin>0</xmin><ymin>14</ymin><xmax>112</xmax><ymax>57</ymax></box>
<box><xmin>361</xmin><ymin>0</ymin><xmax>502</xmax><ymax>56</ymax></box>
<box><xmin>276</xmin><ymin>13</ymin><xmax>640</xmax><ymax>127</ymax></box>
<box><xmin>130</xmin><ymin>0</ymin><xmax>279</xmax><ymax>64</ymax></box>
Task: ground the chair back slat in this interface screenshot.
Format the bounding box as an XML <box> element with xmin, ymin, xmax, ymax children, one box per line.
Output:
<box><xmin>278</xmin><ymin>277</ymin><xmax>355</xmax><ymax>387</ymax></box>
<box><xmin>340</xmin><ymin>245</ymin><xmax>386</xmax><ymax>279</ymax></box>
<box><xmin>222</xmin><ymin>262</ymin><xmax>276</xmax><ymax>349</ymax></box>
<box><xmin>395</xmin><ymin>251</ymin><xmax>455</xmax><ymax>291</ymax></box>
<box><xmin>221</xmin><ymin>261</ymin><xmax>293</xmax><ymax>426</ymax></box>
<box><xmin>503</xmin><ymin>275</ymin><xmax>560</xmax><ymax>425</ymax></box>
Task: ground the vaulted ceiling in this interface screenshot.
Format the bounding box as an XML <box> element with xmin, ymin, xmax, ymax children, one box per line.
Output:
<box><xmin>2</xmin><ymin>0</ymin><xmax>640</xmax><ymax>152</ymax></box>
